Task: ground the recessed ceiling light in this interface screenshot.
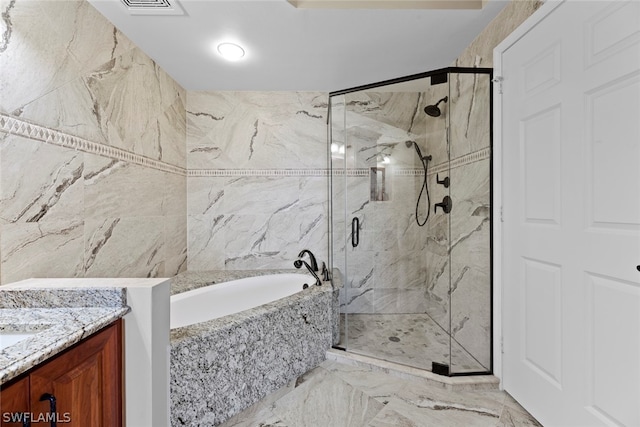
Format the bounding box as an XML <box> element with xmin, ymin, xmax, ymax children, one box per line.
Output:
<box><xmin>217</xmin><ymin>43</ymin><xmax>245</xmax><ymax>61</ymax></box>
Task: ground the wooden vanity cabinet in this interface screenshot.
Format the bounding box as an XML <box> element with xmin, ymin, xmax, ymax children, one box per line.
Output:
<box><xmin>1</xmin><ymin>320</ymin><xmax>123</xmax><ymax>427</ymax></box>
<box><xmin>0</xmin><ymin>377</ymin><xmax>29</xmax><ymax>426</ymax></box>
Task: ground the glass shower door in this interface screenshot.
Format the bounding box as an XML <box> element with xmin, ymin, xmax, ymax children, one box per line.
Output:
<box><xmin>337</xmin><ymin>83</ymin><xmax>454</xmax><ymax>372</ymax></box>
<box><xmin>330</xmin><ymin>67</ymin><xmax>493</xmax><ymax>376</ymax></box>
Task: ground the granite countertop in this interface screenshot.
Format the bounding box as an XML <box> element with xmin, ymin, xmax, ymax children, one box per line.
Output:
<box><xmin>0</xmin><ymin>286</ymin><xmax>130</xmax><ymax>385</ymax></box>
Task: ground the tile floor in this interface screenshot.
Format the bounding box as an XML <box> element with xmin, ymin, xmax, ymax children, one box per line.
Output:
<box><xmin>218</xmin><ymin>358</ymin><xmax>542</xmax><ymax>427</ymax></box>
<box><xmin>341</xmin><ymin>313</ymin><xmax>487</xmax><ymax>373</ymax></box>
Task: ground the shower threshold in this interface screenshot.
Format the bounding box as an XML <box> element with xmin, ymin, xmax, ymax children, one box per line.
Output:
<box><xmin>337</xmin><ymin>313</ymin><xmax>489</xmax><ymax>376</ymax></box>
<box><xmin>326</xmin><ymin>349</ymin><xmax>499</xmax><ymax>391</ymax></box>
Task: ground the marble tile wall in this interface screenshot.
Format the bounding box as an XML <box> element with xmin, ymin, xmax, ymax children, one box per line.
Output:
<box><xmin>0</xmin><ymin>0</ymin><xmax>187</xmax><ymax>284</ymax></box>
<box><xmin>186</xmin><ymin>91</ymin><xmax>328</xmax><ymax>271</ymax></box>
<box><xmin>453</xmin><ymin>0</ymin><xmax>545</xmax><ymax>69</ymax></box>
<box><xmin>442</xmin><ymin>0</ymin><xmax>543</xmax><ymax>372</ymax></box>
<box><xmin>423</xmin><ymin>73</ymin><xmax>493</xmax><ymax>371</ymax></box>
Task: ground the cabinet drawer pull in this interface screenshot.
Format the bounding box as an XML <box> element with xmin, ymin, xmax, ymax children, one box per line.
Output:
<box><xmin>39</xmin><ymin>393</ymin><xmax>57</xmax><ymax>427</ymax></box>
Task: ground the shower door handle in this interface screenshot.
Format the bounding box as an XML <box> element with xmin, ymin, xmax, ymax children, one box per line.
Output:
<box><xmin>351</xmin><ymin>217</ymin><xmax>360</xmax><ymax>247</ymax></box>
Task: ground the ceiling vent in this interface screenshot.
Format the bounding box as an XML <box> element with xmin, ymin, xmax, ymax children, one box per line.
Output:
<box><xmin>120</xmin><ymin>0</ymin><xmax>185</xmax><ymax>15</ymax></box>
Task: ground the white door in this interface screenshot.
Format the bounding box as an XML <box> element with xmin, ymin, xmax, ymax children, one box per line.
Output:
<box><xmin>499</xmin><ymin>1</ymin><xmax>640</xmax><ymax>426</ymax></box>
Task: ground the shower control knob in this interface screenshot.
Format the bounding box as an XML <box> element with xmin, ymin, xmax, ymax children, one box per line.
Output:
<box><xmin>436</xmin><ymin>174</ymin><xmax>450</xmax><ymax>188</ymax></box>
<box><xmin>434</xmin><ymin>196</ymin><xmax>453</xmax><ymax>214</ymax></box>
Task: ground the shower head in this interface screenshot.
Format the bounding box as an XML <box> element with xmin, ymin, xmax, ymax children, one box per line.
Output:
<box><xmin>424</xmin><ymin>96</ymin><xmax>448</xmax><ymax>117</ymax></box>
<box><xmin>405</xmin><ymin>140</ymin><xmax>414</xmax><ymax>148</ymax></box>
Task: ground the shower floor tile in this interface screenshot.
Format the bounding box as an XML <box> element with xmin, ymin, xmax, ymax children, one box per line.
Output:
<box><xmin>339</xmin><ymin>313</ymin><xmax>486</xmax><ymax>373</ymax></box>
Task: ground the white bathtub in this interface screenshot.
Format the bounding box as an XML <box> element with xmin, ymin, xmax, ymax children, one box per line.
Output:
<box><xmin>170</xmin><ymin>273</ymin><xmax>312</xmax><ymax>329</ymax></box>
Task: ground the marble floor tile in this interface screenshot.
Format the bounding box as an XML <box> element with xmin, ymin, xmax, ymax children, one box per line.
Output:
<box><xmin>497</xmin><ymin>394</ymin><xmax>542</xmax><ymax>427</ymax></box>
<box><xmin>216</xmin><ymin>401</ymin><xmax>284</xmax><ymax>427</ymax></box>
<box><xmin>269</xmin><ymin>367</ymin><xmax>385</xmax><ymax>427</ymax></box>
<box><xmin>320</xmin><ymin>360</ymin><xmax>406</xmax><ymax>403</ymax></box>
<box><xmin>340</xmin><ymin>313</ymin><xmax>485</xmax><ymax>373</ymax></box>
<box><xmin>215</xmin><ymin>359</ymin><xmax>541</xmax><ymax>427</ymax></box>
<box><xmin>374</xmin><ymin>396</ymin><xmax>500</xmax><ymax>427</ymax></box>
<box><xmin>367</xmin><ymin>405</ymin><xmax>420</xmax><ymax>427</ymax></box>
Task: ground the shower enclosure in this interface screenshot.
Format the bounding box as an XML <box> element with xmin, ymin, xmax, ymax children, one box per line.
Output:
<box><xmin>328</xmin><ymin>67</ymin><xmax>493</xmax><ymax>376</ymax></box>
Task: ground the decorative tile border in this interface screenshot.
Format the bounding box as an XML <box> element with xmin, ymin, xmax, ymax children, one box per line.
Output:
<box><xmin>342</xmin><ymin>148</ymin><xmax>491</xmax><ymax>178</ymax></box>
<box><xmin>189</xmin><ymin>168</ymin><xmax>371</xmax><ymax>177</ymax></box>
<box><xmin>0</xmin><ymin>114</ymin><xmax>187</xmax><ymax>176</ymax></box>
<box><xmin>188</xmin><ymin>169</ymin><xmax>330</xmax><ymax>177</ymax></box>
<box><xmin>331</xmin><ymin>169</ymin><xmax>370</xmax><ymax>177</ymax></box>
<box><xmin>1</xmin><ymin>114</ymin><xmax>490</xmax><ymax>179</ymax></box>
<box><xmin>450</xmin><ymin>147</ymin><xmax>491</xmax><ymax>170</ymax></box>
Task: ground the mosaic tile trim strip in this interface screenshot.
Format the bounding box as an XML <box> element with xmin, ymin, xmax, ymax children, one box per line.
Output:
<box><xmin>189</xmin><ymin>169</ymin><xmax>331</xmax><ymax>177</ymax></box>
<box><xmin>343</xmin><ymin>148</ymin><xmax>491</xmax><ymax>178</ymax></box>
<box><xmin>1</xmin><ymin>114</ymin><xmax>489</xmax><ymax>179</ymax></box>
<box><xmin>450</xmin><ymin>147</ymin><xmax>491</xmax><ymax>170</ymax></box>
<box><xmin>0</xmin><ymin>114</ymin><xmax>187</xmax><ymax>176</ymax></box>
<box><xmin>189</xmin><ymin>168</ymin><xmax>372</xmax><ymax>177</ymax></box>
<box><xmin>330</xmin><ymin>169</ymin><xmax>370</xmax><ymax>177</ymax></box>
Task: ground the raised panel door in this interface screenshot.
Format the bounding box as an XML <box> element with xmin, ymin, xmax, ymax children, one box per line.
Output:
<box><xmin>0</xmin><ymin>377</ymin><xmax>29</xmax><ymax>427</ymax></box>
<box><xmin>29</xmin><ymin>320</ymin><xmax>122</xmax><ymax>427</ymax></box>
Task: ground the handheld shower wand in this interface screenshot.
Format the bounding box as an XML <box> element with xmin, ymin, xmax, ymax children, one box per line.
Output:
<box><xmin>405</xmin><ymin>141</ymin><xmax>432</xmax><ymax>227</ymax></box>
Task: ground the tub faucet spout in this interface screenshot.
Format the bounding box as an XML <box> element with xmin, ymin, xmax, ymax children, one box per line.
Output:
<box><xmin>294</xmin><ymin>259</ymin><xmax>322</xmax><ymax>287</ymax></box>
<box><xmin>297</xmin><ymin>249</ymin><xmax>318</xmax><ymax>271</ymax></box>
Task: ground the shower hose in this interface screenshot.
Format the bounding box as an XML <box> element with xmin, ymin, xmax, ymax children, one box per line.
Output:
<box><xmin>415</xmin><ymin>156</ymin><xmax>431</xmax><ymax>227</ymax></box>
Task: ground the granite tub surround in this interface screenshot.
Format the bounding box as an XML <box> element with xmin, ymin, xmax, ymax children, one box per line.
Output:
<box><xmin>0</xmin><ymin>0</ymin><xmax>187</xmax><ymax>284</ymax></box>
<box><xmin>0</xmin><ymin>285</ymin><xmax>129</xmax><ymax>384</ymax></box>
<box><xmin>172</xmin><ymin>268</ymin><xmax>341</xmax><ymax>345</ymax></box>
<box><xmin>217</xmin><ymin>359</ymin><xmax>539</xmax><ymax>427</ymax></box>
<box><xmin>186</xmin><ymin>91</ymin><xmax>328</xmax><ymax>271</ymax></box>
<box><xmin>170</xmin><ymin>270</ymin><xmax>335</xmax><ymax>426</ymax></box>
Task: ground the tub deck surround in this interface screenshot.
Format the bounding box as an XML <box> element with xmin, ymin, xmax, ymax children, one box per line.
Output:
<box><xmin>0</xmin><ymin>286</ymin><xmax>129</xmax><ymax>384</ymax></box>
<box><xmin>170</xmin><ymin>270</ymin><xmax>336</xmax><ymax>426</ymax></box>
<box><xmin>173</xmin><ymin>268</ymin><xmax>342</xmax><ymax>344</ymax></box>
<box><xmin>170</xmin><ymin>268</ymin><xmax>304</xmax><ymax>295</ymax></box>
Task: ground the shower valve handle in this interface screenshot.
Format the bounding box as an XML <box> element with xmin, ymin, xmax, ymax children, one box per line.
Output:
<box><xmin>434</xmin><ymin>196</ymin><xmax>453</xmax><ymax>214</ymax></box>
<box><xmin>436</xmin><ymin>174</ymin><xmax>450</xmax><ymax>188</ymax></box>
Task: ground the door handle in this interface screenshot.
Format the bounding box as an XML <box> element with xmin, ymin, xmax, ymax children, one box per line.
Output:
<box><xmin>351</xmin><ymin>217</ymin><xmax>360</xmax><ymax>247</ymax></box>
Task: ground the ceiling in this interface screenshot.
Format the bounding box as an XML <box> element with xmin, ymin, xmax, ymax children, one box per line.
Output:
<box><xmin>88</xmin><ymin>0</ymin><xmax>508</xmax><ymax>92</ymax></box>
